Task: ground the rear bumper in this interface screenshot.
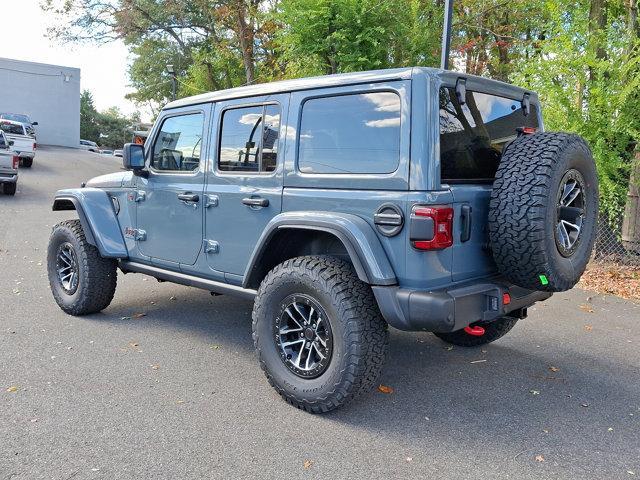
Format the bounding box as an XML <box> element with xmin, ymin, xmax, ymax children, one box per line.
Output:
<box><xmin>0</xmin><ymin>172</ymin><xmax>18</xmax><ymax>183</ymax></box>
<box><xmin>372</xmin><ymin>279</ymin><xmax>552</xmax><ymax>332</ymax></box>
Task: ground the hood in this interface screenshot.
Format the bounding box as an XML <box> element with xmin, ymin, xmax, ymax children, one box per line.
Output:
<box><xmin>85</xmin><ymin>171</ymin><xmax>133</xmax><ymax>189</ymax></box>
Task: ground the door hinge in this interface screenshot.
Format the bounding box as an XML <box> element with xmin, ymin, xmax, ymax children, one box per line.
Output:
<box><xmin>204</xmin><ymin>239</ymin><xmax>219</xmax><ymax>254</ymax></box>
<box><xmin>124</xmin><ymin>227</ymin><xmax>146</xmax><ymax>241</ymax></box>
<box><xmin>127</xmin><ymin>190</ymin><xmax>145</xmax><ymax>202</ymax></box>
<box><xmin>205</xmin><ymin>194</ymin><xmax>219</xmax><ymax>208</ymax></box>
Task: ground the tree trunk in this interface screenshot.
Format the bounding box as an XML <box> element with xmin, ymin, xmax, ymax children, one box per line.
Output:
<box><xmin>622</xmin><ymin>150</ymin><xmax>640</xmax><ymax>253</ymax></box>
<box><xmin>234</xmin><ymin>1</ymin><xmax>255</xmax><ymax>85</ymax></box>
<box><xmin>588</xmin><ymin>0</ymin><xmax>608</xmax><ymax>81</ymax></box>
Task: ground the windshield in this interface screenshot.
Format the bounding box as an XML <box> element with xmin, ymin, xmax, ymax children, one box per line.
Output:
<box><xmin>0</xmin><ymin>122</ymin><xmax>25</xmax><ymax>136</ymax></box>
<box><xmin>1</xmin><ymin>113</ymin><xmax>30</xmax><ymax>123</ymax></box>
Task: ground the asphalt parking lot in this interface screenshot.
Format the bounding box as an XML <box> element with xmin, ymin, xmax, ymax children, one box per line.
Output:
<box><xmin>1</xmin><ymin>146</ymin><xmax>639</xmax><ymax>479</ymax></box>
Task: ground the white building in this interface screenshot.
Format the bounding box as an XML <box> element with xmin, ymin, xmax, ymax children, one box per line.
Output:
<box><xmin>0</xmin><ymin>57</ymin><xmax>80</xmax><ymax>147</ymax></box>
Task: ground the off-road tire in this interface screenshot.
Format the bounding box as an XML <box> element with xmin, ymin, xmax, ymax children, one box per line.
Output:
<box><xmin>434</xmin><ymin>317</ymin><xmax>519</xmax><ymax>347</ymax></box>
<box><xmin>47</xmin><ymin>219</ymin><xmax>117</xmax><ymax>315</ymax></box>
<box><xmin>3</xmin><ymin>183</ymin><xmax>16</xmax><ymax>195</ymax></box>
<box><xmin>252</xmin><ymin>256</ymin><xmax>389</xmax><ymax>413</ymax></box>
<box><xmin>489</xmin><ymin>132</ymin><xmax>598</xmax><ymax>292</ymax></box>
<box><xmin>21</xmin><ymin>158</ymin><xmax>33</xmax><ymax>168</ymax></box>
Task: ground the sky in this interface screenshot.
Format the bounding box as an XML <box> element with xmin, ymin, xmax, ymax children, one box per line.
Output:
<box><xmin>3</xmin><ymin>0</ymin><xmax>141</xmax><ymax>118</ymax></box>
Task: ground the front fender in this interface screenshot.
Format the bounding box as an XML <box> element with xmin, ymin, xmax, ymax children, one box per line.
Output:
<box><xmin>52</xmin><ymin>188</ymin><xmax>128</xmax><ymax>258</ymax></box>
<box><xmin>244</xmin><ymin>211</ymin><xmax>397</xmax><ymax>287</ymax></box>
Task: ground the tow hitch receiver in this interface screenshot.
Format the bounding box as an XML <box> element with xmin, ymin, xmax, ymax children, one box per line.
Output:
<box><xmin>464</xmin><ymin>325</ymin><xmax>485</xmax><ymax>336</ymax></box>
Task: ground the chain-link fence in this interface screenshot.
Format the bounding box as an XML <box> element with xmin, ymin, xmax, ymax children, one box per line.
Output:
<box><xmin>592</xmin><ymin>217</ymin><xmax>640</xmax><ymax>266</ymax></box>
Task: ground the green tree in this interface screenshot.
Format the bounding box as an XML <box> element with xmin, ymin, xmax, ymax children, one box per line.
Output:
<box><xmin>96</xmin><ymin>106</ymin><xmax>136</xmax><ymax>149</ymax></box>
<box><xmin>275</xmin><ymin>0</ymin><xmax>418</xmax><ymax>76</ymax></box>
<box><xmin>513</xmin><ymin>0</ymin><xmax>640</xmax><ymax>221</ymax></box>
<box><xmin>80</xmin><ymin>90</ymin><xmax>101</xmax><ymax>143</ymax></box>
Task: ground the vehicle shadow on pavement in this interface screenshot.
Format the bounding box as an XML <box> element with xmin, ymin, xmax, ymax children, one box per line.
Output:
<box><xmin>92</xmin><ymin>285</ymin><xmax>639</xmax><ymax>452</ymax></box>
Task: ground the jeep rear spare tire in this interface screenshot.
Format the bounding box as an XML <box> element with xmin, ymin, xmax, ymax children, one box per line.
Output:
<box><xmin>489</xmin><ymin>132</ymin><xmax>598</xmax><ymax>292</ymax></box>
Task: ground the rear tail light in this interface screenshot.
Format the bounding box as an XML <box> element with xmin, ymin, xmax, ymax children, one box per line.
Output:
<box><xmin>12</xmin><ymin>155</ymin><xmax>19</xmax><ymax>169</ymax></box>
<box><xmin>410</xmin><ymin>205</ymin><xmax>454</xmax><ymax>250</ymax></box>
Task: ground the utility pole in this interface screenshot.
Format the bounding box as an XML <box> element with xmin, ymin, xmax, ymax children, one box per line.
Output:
<box><xmin>166</xmin><ymin>64</ymin><xmax>177</xmax><ymax>101</ymax></box>
<box><xmin>440</xmin><ymin>0</ymin><xmax>454</xmax><ymax>70</ymax></box>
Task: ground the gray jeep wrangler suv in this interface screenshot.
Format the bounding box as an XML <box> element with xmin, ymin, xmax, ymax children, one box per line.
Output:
<box><xmin>48</xmin><ymin>67</ymin><xmax>598</xmax><ymax>413</ymax></box>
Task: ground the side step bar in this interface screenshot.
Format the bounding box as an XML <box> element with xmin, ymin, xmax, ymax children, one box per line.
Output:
<box><xmin>119</xmin><ymin>261</ymin><xmax>257</xmax><ymax>300</ymax></box>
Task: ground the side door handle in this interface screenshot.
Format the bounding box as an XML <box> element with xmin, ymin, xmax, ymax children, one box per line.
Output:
<box><xmin>177</xmin><ymin>192</ymin><xmax>199</xmax><ymax>203</ymax></box>
<box><xmin>242</xmin><ymin>197</ymin><xmax>269</xmax><ymax>207</ymax></box>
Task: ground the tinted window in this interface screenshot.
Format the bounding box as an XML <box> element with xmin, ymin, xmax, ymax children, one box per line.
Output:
<box><xmin>0</xmin><ymin>133</ymin><xmax>6</xmax><ymax>148</ymax></box>
<box><xmin>151</xmin><ymin>113</ymin><xmax>203</xmax><ymax>172</ymax></box>
<box><xmin>0</xmin><ymin>122</ymin><xmax>25</xmax><ymax>135</ymax></box>
<box><xmin>298</xmin><ymin>92</ymin><xmax>401</xmax><ymax>174</ymax></box>
<box><xmin>218</xmin><ymin>104</ymin><xmax>280</xmax><ymax>173</ymax></box>
<box><xmin>439</xmin><ymin>87</ymin><xmax>539</xmax><ymax>182</ymax></box>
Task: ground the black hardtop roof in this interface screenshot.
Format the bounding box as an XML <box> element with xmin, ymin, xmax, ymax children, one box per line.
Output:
<box><xmin>163</xmin><ymin>66</ymin><xmax>536</xmax><ymax>110</ymax></box>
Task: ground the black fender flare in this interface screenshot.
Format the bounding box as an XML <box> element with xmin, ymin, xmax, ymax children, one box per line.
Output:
<box><xmin>243</xmin><ymin>211</ymin><xmax>397</xmax><ymax>288</ymax></box>
<box><xmin>52</xmin><ymin>188</ymin><xmax>128</xmax><ymax>258</ymax></box>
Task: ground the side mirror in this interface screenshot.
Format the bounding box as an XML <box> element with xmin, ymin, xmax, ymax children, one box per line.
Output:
<box><xmin>123</xmin><ymin>143</ymin><xmax>146</xmax><ymax>172</ymax></box>
<box><xmin>32</xmin><ymin>121</ymin><xmax>38</xmax><ymax>126</ymax></box>
<box><xmin>8</xmin><ymin>140</ymin><xmax>14</xmax><ymax>146</ymax></box>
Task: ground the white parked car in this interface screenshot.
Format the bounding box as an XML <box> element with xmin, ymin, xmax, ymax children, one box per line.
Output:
<box><xmin>113</xmin><ymin>149</ymin><xmax>123</xmax><ymax>157</ymax></box>
<box><xmin>80</xmin><ymin>139</ymin><xmax>99</xmax><ymax>152</ymax></box>
<box><xmin>0</xmin><ymin>131</ymin><xmax>18</xmax><ymax>195</ymax></box>
<box><xmin>0</xmin><ymin>120</ymin><xmax>36</xmax><ymax>168</ymax></box>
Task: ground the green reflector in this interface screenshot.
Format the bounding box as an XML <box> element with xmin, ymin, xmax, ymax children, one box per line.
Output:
<box><xmin>539</xmin><ymin>275</ymin><xmax>549</xmax><ymax>285</ymax></box>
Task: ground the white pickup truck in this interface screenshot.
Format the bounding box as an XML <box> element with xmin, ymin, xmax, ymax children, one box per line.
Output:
<box><xmin>0</xmin><ymin>120</ymin><xmax>36</xmax><ymax>168</ymax></box>
<box><xmin>0</xmin><ymin>131</ymin><xmax>18</xmax><ymax>195</ymax></box>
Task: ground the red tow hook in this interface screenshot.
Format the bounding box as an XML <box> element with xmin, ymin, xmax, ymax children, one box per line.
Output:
<box><xmin>464</xmin><ymin>325</ymin><xmax>485</xmax><ymax>336</ymax></box>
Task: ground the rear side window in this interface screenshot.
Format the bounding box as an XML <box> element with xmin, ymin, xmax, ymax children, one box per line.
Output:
<box><xmin>0</xmin><ymin>133</ymin><xmax>6</xmax><ymax>148</ymax></box>
<box><xmin>298</xmin><ymin>92</ymin><xmax>401</xmax><ymax>174</ymax></box>
<box><xmin>439</xmin><ymin>87</ymin><xmax>539</xmax><ymax>182</ymax></box>
<box><xmin>218</xmin><ymin>104</ymin><xmax>280</xmax><ymax>173</ymax></box>
<box><xmin>151</xmin><ymin>113</ymin><xmax>204</xmax><ymax>172</ymax></box>
<box><xmin>0</xmin><ymin>122</ymin><xmax>24</xmax><ymax>136</ymax></box>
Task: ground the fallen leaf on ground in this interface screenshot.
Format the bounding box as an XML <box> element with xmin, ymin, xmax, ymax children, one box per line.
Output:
<box><xmin>578</xmin><ymin>264</ymin><xmax>640</xmax><ymax>301</ymax></box>
<box><xmin>129</xmin><ymin>342</ymin><xmax>139</xmax><ymax>348</ymax></box>
<box><xmin>628</xmin><ymin>470</ymin><xmax>635</xmax><ymax>476</ymax></box>
<box><xmin>210</xmin><ymin>344</ymin><xmax>220</xmax><ymax>350</ymax></box>
<box><xmin>444</xmin><ymin>346</ymin><xmax>454</xmax><ymax>351</ymax></box>
<box><xmin>581</xmin><ymin>403</ymin><xmax>589</xmax><ymax>408</ymax></box>
<box><xmin>378</xmin><ymin>385</ymin><xmax>394</xmax><ymax>394</ymax></box>
<box><xmin>549</xmin><ymin>366</ymin><xmax>560</xmax><ymax>372</ymax></box>
<box><xmin>579</xmin><ymin>304</ymin><xmax>594</xmax><ymax>313</ymax></box>
<box><xmin>535</xmin><ymin>455</ymin><xmax>545</xmax><ymax>463</ymax></box>
<box><xmin>405</xmin><ymin>457</ymin><xmax>412</xmax><ymax>462</ymax></box>
<box><xmin>151</xmin><ymin>364</ymin><xmax>160</xmax><ymax>370</ymax></box>
<box><xmin>303</xmin><ymin>460</ymin><xmax>313</xmax><ymax>469</ymax></box>
<box><xmin>6</xmin><ymin>386</ymin><xmax>18</xmax><ymax>393</ymax></box>
<box><xmin>530</xmin><ymin>390</ymin><xmax>540</xmax><ymax>395</ymax></box>
<box><xmin>132</xmin><ymin>313</ymin><xmax>146</xmax><ymax>319</ymax></box>
<box><xmin>120</xmin><ymin>316</ymin><xmax>131</xmax><ymax>321</ymax></box>
<box><xmin>169</xmin><ymin>296</ymin><xmax>177</xmax><ymax>301</ymax></box>
<box><xmin>584</xmin><ymin>325</ymin><xmax>593</xmax><ymax>331</ymax></box>
<box><xmin>608</xmin><ymin>427</ymin><xmax>614</xmax><ymax>432</ymax></box>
